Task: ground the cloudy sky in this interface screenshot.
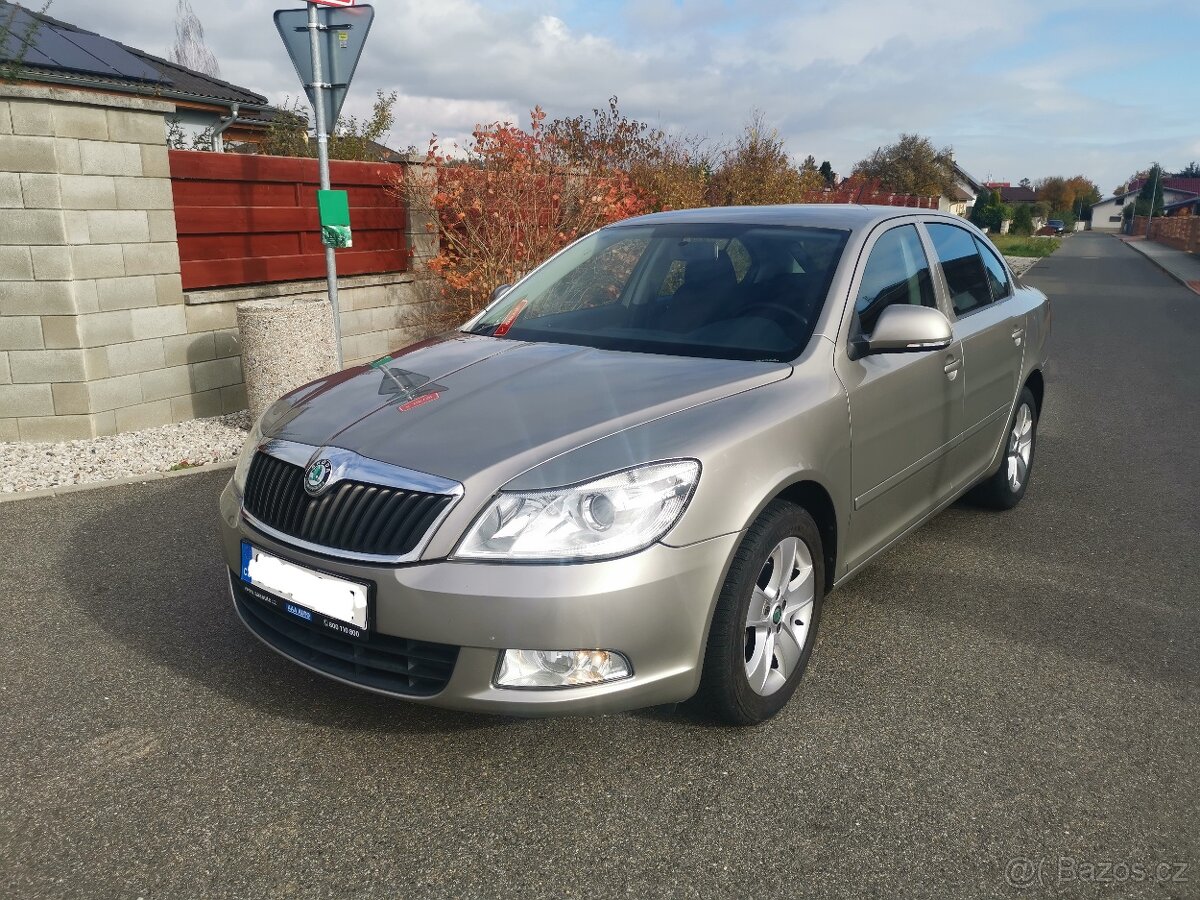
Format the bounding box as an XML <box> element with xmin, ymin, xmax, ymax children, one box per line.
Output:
<box><xmin>43</xmin><ymin>0</ymin><xmax>1200</xmax><ymax>195</ymax></box>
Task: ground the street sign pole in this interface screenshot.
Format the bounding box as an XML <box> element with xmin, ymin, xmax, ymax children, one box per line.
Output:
<box><xmin>306</xmin><ymin>1</ymin><xmax>343</xmax><ymax>367</ymax></box>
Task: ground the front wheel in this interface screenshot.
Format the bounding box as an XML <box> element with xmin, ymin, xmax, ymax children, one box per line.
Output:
<box><xmin>694</xmin><ymin>500</ymin><xmax>824</xmax><ymax>725</ymax></box>
<box><xmin>968</xmin><ymin>386</ymin><xmax>1038</xmax><ymax>509</ymax></box>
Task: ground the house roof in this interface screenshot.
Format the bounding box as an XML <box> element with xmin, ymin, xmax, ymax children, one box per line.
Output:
<box><xmin>1164</xmin><ymin>194</ymin><xmax>1200</xmax><ymax>210</ymax></box>
<box><xmin>0</xmin><ymin>0</ymin><xmax>269</xmax><ymax>111</ymax></box>
<box><xmin>950</xmin><ymin>162</ymin><xmax>983</xmax><ymax>194</ymax></box>
<box><xmin>995</xmin><ymin>185</ymin><xmax>1038</xmax><ymax>203</ymax></box>
<box><xmin>1127</xmin><ymin>176</ymin><xmax>1200</xmax><ymax>196</ymax></box>
<box><xmin>1102</xmin><ymin>186</ymin><xmax>1199</xmax><ymax>204</ymax></box>
<box><xmin>945</xmin><ymin>183</ymin><xmax>975</xmax><ymax>202</ymax></box>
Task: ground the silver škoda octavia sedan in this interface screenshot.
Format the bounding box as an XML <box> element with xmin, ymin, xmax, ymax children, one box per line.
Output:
<box><xmin>220</xmin><ymin>205</ymin><xmax>1048</xmax><ymax>724</ymax></box>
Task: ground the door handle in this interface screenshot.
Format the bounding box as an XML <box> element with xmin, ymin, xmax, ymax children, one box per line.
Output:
<box><xmin>943</xmin><ymin>355</ymin><xmax>961</xmax><ymax>381</ymax></box>
<box><xmin>1011</xmin><ymin>326</ymin><xmax>1024</xmax><ymax>347</ymax></box>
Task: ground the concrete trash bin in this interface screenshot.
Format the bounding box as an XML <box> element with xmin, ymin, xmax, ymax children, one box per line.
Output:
<box><xmin>237</xmin><ymin>298</ymin><xmax>339</xmax><ymax>422</ymax></box>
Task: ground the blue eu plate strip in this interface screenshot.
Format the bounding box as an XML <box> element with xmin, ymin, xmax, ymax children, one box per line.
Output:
<box><xmin>240</xmin><ymin>541</ymin><xmax>253</xmax><ymax>583</ymax></box>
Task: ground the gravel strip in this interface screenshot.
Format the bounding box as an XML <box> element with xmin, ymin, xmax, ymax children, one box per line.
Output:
<box><xmin>1</xmin><ymin>412</ymin><xmax>250</xmax><ymax>494</ymax></box>
<box><xmin>1005</xmin><ymin>255</ymin><xmax>1041</xmax><ymax>276</ymax></box>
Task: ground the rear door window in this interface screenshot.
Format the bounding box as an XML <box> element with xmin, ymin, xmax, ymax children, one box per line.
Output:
<box><xmin>926</xmin><ymin>223</ymin><xmax>993</xmax><ymax>315</ymax></box>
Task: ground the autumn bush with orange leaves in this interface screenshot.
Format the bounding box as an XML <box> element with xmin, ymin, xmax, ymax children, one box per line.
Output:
<box><xmin>397</xmin><ymin>107</ymin><xmax>653</xmax><ymax>332</ymax></box>
<box><xmin>397</xmin><ymin>99</ymin><xmax>943</xmax><ymax>333</ymax></box>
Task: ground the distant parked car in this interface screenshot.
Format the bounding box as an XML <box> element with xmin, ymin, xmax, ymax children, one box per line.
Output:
<box><xmin>1040</xmin><ymin>219</ymin><xmax>1066</xmax><ymax>236</ymax></box>
<box><xmin>222</xmin><ymin>206</ymin><xmax>1050</xmax><ymax>724</ymax></box>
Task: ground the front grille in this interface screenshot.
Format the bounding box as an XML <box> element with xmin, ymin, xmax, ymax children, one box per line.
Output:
<box><xmin>243</xmin><ymin>452</ymin><xmax>453</xmax><ymax>558</ymax></box>
<box><xmin>232</xmin><ymin>577</ymin><xmax>458</xmax><ymax>696</ymax></box>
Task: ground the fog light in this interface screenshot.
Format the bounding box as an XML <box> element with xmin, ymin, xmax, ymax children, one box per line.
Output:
<box><xmin>495</xmin><ymin>649</ymin><xmax>631</xmax><ymax>688</ymax></box>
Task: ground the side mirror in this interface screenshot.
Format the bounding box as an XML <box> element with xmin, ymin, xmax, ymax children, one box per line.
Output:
<box><xmin>849</xmin><ymin>305</ymin><xmax>952</xmax><ymax>360</ymax></box>
<box><xmin>490</xmin><ymin>284</ymin><xmax>513</xmax><ymax>304</ymax></box>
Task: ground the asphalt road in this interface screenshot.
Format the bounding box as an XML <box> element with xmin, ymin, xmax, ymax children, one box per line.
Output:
<box><xmin>2</xmin><ymin>232</ymin><xmax>1197</xmax><ymax>899</ymax></box>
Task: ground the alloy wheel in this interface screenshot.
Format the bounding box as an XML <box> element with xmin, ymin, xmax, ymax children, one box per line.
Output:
<box><xmin>1007</xmin><ymin>402</ymin><xmax>1034</xmax><ymax>491</ymax></box>
<box><xmin>744</xmin><ymin>536</ymin><xmax>815</xmax><ymax>696</ymax></box>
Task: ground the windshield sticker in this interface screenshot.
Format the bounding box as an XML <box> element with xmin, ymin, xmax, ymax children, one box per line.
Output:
<box><xmin>493</xmin><ymin>299</ymin><xmax>528</xmax><ymax>337</ymax></box>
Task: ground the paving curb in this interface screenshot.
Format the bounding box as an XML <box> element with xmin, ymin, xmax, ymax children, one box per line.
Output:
<box><xmin>1112</xmin><ymin>235</ymin><xmax>1200</xmax><ymax>295</ymax></box>
<box><xmin>0</xmin><ymin>459</ymin><xmax>236</xmax><ymax>504</ymax></box>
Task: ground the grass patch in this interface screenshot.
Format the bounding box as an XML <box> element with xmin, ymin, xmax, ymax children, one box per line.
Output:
<box><xmin>989</xmin><ymin>234</ymin><xmax>1062</xmax><ymax>257</ymax></box>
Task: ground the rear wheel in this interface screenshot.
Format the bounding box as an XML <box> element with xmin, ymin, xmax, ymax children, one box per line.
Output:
<box><xmin>695</xmin><ymin>500</ymin><xmax>824</xmax><ymax>725</ymax></box>
<box><xmin>968</xmin><ymin>386</ymin><xmax>1038</xmax><ymax>509</ymax></box>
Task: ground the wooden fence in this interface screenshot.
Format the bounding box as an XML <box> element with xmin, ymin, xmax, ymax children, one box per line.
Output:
<box><xmin>169</xmin><ymin>151</ymin><xmax>407</xmax><ymax>290</ymax></box>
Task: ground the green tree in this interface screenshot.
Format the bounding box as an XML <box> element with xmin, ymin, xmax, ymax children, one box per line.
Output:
<box><xmin>851</xmin><ymin>133</ymin><xmax>957</xmax><ymax>196</ymax></box>
<box><xmin>1011</xmin><ymin>204</ymin><xmax>1034</xmax><ymax>236</ymax></box>
<box><xmin>818</xmin><ymin>160</ymin><xmax>836</xmax><ymax>188</ymax></box>
<box><xmin>1134</xmin><ymin>163</ymin><xmax>1165</xmax><ymax>216</ymax></box>
<box><xmin>1049</xmin><ymin>209</ymin><xmax>1077</xmax><ymax>230</ymax></box>
<box><xmin>706</xmin><ymin>111</ymin><xmax>822</xmax><ymax>206</ymax></box>
<box><xmin>547</xmin><ymin>95</ymin><xmax>711</xmax><ymax>211</ymax></box>
<box><xmin>252</xmin><ymin>90</ymin><xmax>399</xmax><ymax>161</ymax></box>
<box><xmin>972</xmin><ymin>190</ymin><xmax>1006</xmax><ymax>232</ymax></box>
<box><xmin>1177</xmin><ymin>161</ymin><xmax>1200</xmax><ymax>178</ymax></box>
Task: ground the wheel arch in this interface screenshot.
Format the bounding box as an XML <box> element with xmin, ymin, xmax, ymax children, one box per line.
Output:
<box><xmin>1024</xmin><ymin>368</ymin><xmax>1045</xmax><ymax>415</ymax></box>
<box><xmin>771</xmin><ymin>479</ymin><xmax>838</xmax><ymax>594</ymax></box>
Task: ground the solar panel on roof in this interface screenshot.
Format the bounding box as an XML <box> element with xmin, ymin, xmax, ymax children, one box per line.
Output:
<box><xmin>62</xmin><ymin>31</ymin><xmax>166</xmax><ymax>83</ymax></box>
<box><xmin>7</xmin><ymin>20</ymin><xmax>118</xmax><ymax>74</ymax></box>
<box><xmin>0</xmin><ymin>2</ymin><xmax>167</xmax><ymax>84</ymax></box>
<box><xmin>0</xmin><ymin>5</ymin><xmax>55</xmax><ymax>65</ymax></box>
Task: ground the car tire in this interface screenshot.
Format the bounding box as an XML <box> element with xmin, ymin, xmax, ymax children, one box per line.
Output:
<box><xmin>694</xmin><ymin>500</ymin><xmax>824</xmax><ymax>726</ymax></box>
<box><xmin>968</xmin><ymin>386</ymin><xmax>1038</xmax><ymax>510</ymax></box>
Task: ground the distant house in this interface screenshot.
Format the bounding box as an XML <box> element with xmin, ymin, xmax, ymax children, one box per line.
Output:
<box><xmin>1089</xmin><ymin>187</ymin><xmax>1198</xmax><ymax>232</ymax></box>
<box><xmin>985</xmin><ymin>183</ymin><xmax>1039</xmax><ymax>206</ymax></box>
<box><xmin>0</xmin><ymin>0</ymin><xmax>273</xmax><ymax>150</ymax></box>
<box><xmin>941</xmin><ymin>162</ymin><xmax>984</xmax><ymax>217</ymax></box>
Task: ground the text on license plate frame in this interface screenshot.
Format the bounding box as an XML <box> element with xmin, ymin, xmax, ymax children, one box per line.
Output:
<box><xmin>240</xmin><ymin>541</ymin><xmax>372</xmax><ymax>641</ymax></box>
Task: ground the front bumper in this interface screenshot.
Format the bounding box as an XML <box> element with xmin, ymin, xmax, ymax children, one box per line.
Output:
<box><xmin>219</xmin><ymin>480</ymin><xmax>738</xmax><ymax>715</ymax></box>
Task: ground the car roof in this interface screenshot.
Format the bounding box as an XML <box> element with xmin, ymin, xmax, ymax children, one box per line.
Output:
<box><xmin>609</xmin><ymin>204</ymin><xmax>962</xmax><ymax>232</ymax></box>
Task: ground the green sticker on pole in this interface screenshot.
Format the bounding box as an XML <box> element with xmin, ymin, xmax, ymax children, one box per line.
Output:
<box><xmin>317</xmin><ymin>189</ymin><xmax>352</xmax><ymax>248</ymax></box>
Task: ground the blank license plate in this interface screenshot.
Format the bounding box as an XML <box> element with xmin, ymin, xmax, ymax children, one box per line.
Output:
<box><xmin>240</xmin><ymin>542</ymin><xmax>370</xmax><ymax>640</ymax></box>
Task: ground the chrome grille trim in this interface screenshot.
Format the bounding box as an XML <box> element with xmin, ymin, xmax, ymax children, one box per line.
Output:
<box><xmin>240</xmin><ymin>440</ymin><xmax>463</xmax><ymax>563</ymax></box>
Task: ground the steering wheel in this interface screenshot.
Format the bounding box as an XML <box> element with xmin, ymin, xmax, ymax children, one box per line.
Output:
<box><xmin>740</xmin><ymin>302</ymin><xmax>809</xmax><ymax>332</ymax></box>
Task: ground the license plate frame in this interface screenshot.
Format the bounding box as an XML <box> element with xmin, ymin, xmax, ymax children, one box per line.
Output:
<box><xmin>239</xmin><ymin>541</ymin><xmax>373</xmax><ymax>642</ymax></box>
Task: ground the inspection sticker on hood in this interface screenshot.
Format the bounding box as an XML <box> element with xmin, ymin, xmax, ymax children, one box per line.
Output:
<box><xmin>398</xmin><ymin>391</ymin><xmax>440</xmax><ymax>412</ymax></box>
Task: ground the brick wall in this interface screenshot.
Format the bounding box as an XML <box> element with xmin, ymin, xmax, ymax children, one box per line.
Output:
<box><xmin>1132</xmin><ymin>215</ymin><xmax>1200</xmax><ymax>253</ymax></box>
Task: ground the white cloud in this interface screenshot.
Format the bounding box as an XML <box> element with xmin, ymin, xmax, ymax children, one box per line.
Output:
<box><xmin>39</xmin><ymin>0</ymin><xmax>1200</xmax><ymax>191</ymax></box>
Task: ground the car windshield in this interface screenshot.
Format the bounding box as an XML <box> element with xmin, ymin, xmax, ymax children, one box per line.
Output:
<box><xmin>463</xmin><ymin>223</ymin><xmax>850</xmax><ymax>361</ymax></box>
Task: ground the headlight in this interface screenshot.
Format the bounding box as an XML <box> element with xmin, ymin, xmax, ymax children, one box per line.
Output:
<box><xmin>231</xmin><ymin>400</ymin><xmax>292</xmax><ymax>494</ymax></box>
<box><xmin>454</xmin><ymin>460</ymin><xmax>700</xmax><ymax>562</ymax></box>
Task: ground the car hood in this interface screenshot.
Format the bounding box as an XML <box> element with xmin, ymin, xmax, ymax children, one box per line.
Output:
<box><xmin>270</xmin><ymin>333</ymin><xmax>790</xmax><ymax>488</ymax></box>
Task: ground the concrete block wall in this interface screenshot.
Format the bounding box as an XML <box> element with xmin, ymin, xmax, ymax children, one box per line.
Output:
<box><xmin>0</xmin><ymin>84</ymin><xmax>246</xmax><ymax>442</ymax></box>
<box><xmin>185</xmin><ymin>271</ymin><xmax>437</xmax><ymax>372</ymax></box>
<box><xmin>1</xmin><ymin>84</ymin><xmax>439</xmax><ymax>443</ymax></box>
